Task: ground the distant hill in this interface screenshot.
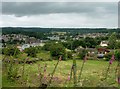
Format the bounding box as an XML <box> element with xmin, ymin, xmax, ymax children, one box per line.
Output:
<box><xmin>1</xmin><ymin>27</ymin><xmax>120</xmax><ymax>34</ymax></box>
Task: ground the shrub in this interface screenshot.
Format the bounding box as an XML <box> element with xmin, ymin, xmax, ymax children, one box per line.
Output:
<box><xmin>67</xmin><ymin>51</ymin><xmax>72</xmax><ymax>59</ymax></box>
<box><xmin>24</xmin><ymin>47</ymin><xmax>38</xmax><ymax>57</ymax></box>
<box><xmin>78</xmin><ymin>49</ymin><xmax>87</xmax><ymax>60</ymax></box>
<box><xmin>115</xmin><ymin>50</ymin><xmax>120</xmax><ymax>61</ymax></box>
<box><xmin>2</xmin><ymin>46</ymin><xmax>20</xmax><ymax>57</ymax></box>
<box><xmin>43</xmin><ymin>42</ymin><xmax>66</xmax><ymax>60</ymax></box>
<box><xmin>50</xmin><ymin>43</ymin><xmax>66</xmax><ymax>60</ymax></box>
<box><xmin>104</xmin><ymin>52</ymin><xmax>113</xmax><ymax>61</ymax></box>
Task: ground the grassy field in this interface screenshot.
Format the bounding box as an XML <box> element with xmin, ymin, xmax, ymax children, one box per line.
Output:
<box><xmin>2</xmin><ymin>59</ymin><xmax>119</xmax><ymax>87</ymax></box>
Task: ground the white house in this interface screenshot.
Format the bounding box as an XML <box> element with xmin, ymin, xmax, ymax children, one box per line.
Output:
<box><xmin>22</xmin><ymin>44</ymin><xmax>30</xmax><ymax>50</ymax></box>
<box><xmin>100</xmin><ymin>41</ymin><xmax>108</xmax><ymax>47</ymax></box>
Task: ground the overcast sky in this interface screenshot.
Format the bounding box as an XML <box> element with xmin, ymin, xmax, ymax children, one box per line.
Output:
<box><xmin>1</xmin><ymin>2</ymin><xmax>118</xmax><ymax>28</ymax></box>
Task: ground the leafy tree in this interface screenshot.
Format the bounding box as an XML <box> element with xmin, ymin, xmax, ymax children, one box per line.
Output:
<box><xmin>62</xmin><ymin>41</ymin><xmax>72</xmax><ymax>50</ymax></box>
<box><xmin>42</xmin><ymin>42</ymin><xmax>53</xmax><ymax>51</ymax></box>
<box><xmin>108</xmin><ymin>32</ymin><xmax>117</xmax><ymax>49</ymax></box>
<box><xmin>72</xmin><ymin>40</ymin><xmax>86</xmax><ymax>49</ymax></box>
<box><xmin>84</xmin><ymin>37</ymin><xmax>97</xmax><ymax>48</ymax></box>
<box><xmin>24</xmin><ymin>47</ymin><xmax>38</xmax><ymax>57</ymax></box>
<box><xmin>62</xmin><ymin>39</ymin><xmax>86</xmax><ymax>50</ymax></box>
<box><xmin>50</xmin><ymin>43</ymin><xmax>66</xmax><ymax>60</ymax></box>
<box><xmin>94</xmin><ymin>36</ymin><xmax>108</xmax><ymax>47</ymax></box>
<box><xmin>116</xmin><ymin>41</ymin><xmax>120</xmax><ymax>49</ymax></box>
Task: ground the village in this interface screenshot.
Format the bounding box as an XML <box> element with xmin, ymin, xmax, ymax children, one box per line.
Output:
<box><xmin>1</xmin><ymin>30</ymin><xmax>120</xmax><ymax>88</ymax></box>
<box><xmin>1</xmin><ymin>31</ymin><xmax>119</xmax><ymax>59</ymax></box>
<box><xmin>1</xmin><ymin>1</ymin><xmax>120</xmax><ymax>88</ymax></box>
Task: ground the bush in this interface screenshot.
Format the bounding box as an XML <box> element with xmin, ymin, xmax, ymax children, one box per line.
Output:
<box><xmin>50</xmin><ymin>43</ymin><xmax>66</xmax><ymax>60</ymax></box>
<box><xmin>67</xmin><ymin>51</ymin><xmax>72</xmax><ymax>59</ymax></box>
<box><xmin>78</xmin><ymin>49</ymin><xmax>87</xmax><ymax>60</ymax></box>
<box><xmin>43</xmin><ymin>42</ymin><xmax>67</xmax><ymax>60</ymax></box>
<box><xmin>104</xmin><ymin>52</ymin><xmax>113</xmax><ymax>61</ymax></box>
<box><xmin>42</xmin><ymin>42</ymin><xmax>53</xmax><ymax>51</ymax></box>
<box><xmin>24</xmin><ymin>47</ymin><xmax>38</xmax><ymax>57</ymax></box>
<box><xmin>115</xmin><ymin>50</ymin><xmax>120</xmax><ymax>61</ymax></box>
<box><xmin>2</xmin><ymin>46</ymin><xmax>20</xmax><ymax>57</ymax></box>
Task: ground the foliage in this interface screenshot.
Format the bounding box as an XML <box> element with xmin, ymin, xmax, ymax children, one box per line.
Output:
<box><xmin>67</xmin><ymin>51</ymin><xmax>72</xmax><ymax>59</ymax></box>
<box><xmin>42</xmin><ymin>42</ymin><xmax>53</xmax><ymax>51</ymax></box>
<box><xmin>6</xmin><ymin>39</ymin><xmax>25</xmax><ymax>45</ymax></box>
<box><xmin>43</xmin><ymin>42</ymin><xmax>66</xmax><ymax>60</ymax></box>
<box><xmin>62</xmin><ymin>37</ymin><xmax>99</xmax><ymax>50</ymax></box>
<box><xmin>62</xmin><ymin>41</ymin><xmax>72</xmax><ymax>50</ymax></box>
<box><xmin>2</xmin><ymin>46</ymin><xmax>20</xmax><ymax>56</ymax></box>
<box><xmin>3</xmin><ymin>27</ymin><xmax>120</xmax><ymax>36</ymax></box>
<box><xmin>114</xmin><ymin>50</ymin><xmax>120</xmax><ymax>61</ymax></box>
<box><xmin>72</xmin><ymin>40</ymin><xmax>86</xmax><ymax>50</ymax></box>
<box><xmin>108</xmin><ymin>32</ymin><xmax>117</xmax><ymax>49</ymax></box>
<box><xmin>104</xmin><ymin>52</ymin><xmax>113</xmax><ymax>61</ymax></box>
<box><xmin>7</xmin><ymin>62</ymin><xmax>19</xmax><ymax>81</ymax></box>
<box><xmin>37</xmin><ymin>51</ymin><xmax>51</xmax><ymax>61</ymax></box>
<box><xmin>50</xmin><ymin>43</ymin><xmax>66</xmax><ymax>60</ymax></box>
<box><xmin>116</xmin><ymin>41</ymin><xmax>120</xmax><ymax>49</ymax></box>
<box><xmin>95</xmin><ymin>36</ymin><xmax>108</xmax><ymax>45</ymax></box>
<box><xmin>84</xmin><ymin>37</ymin><xmax>97</xmax><ymax>48</ymax></box>
<box><xmin>78</xmin><ymin>49</ymin><xmax>87</xmax><ymax>60</ymax></box>
<box><xmin>35</xmin><ymin>46</ymin><xmax>42</xmax><ymax>53</ymax></box>
<box><xmin>24</xmin><ymin>46</ymin><xmax>38</xmax><ymax>57</ymax></box>
<box><xmin>2</xmin><ymin>60</ymin><xmax>118</xmax><ymax>87</ymax></box>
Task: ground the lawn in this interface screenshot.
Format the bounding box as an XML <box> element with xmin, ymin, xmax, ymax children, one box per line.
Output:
<box><xmin>2</xmin><ymin>59</ymin><xmax>119</xmax><ymax>87</ymax></box>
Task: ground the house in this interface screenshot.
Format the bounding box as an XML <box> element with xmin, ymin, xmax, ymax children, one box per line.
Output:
<box><xmin>22</xmin><ymin>44</ymin><xmax>30</xmax><ymax>50</ymax></box>
<box><xmin>97</xmin><ymin>48</ymin><xmax>110</xmax><ymax>58</ymax></box>
<box><xmin>48</xmin><ymin>36</ymin><xmax>60</xmax><ymax>40</ymax></box>
<box><xmin>100</xmin><ymin>41</ymin><xmax>108</xmax><ymax>47</ymax></box>
<box><xmin>86</xmin><ymin>48</ymin><xmax>97</xmax><ymax>57</ymax></box>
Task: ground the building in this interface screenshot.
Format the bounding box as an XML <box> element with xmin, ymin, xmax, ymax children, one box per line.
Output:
<box><xmin>97</xmin><ymin>48</ymin><xmax>110</xmax><ymax>58</ymax></box>
<box><xmin>22</xmin><ymin>44</ymin><xmax>30</xmax><ymax>50</ymax></box>
<box><xmin>48</xmin><ymin>36</ymin><xmax>60</xmax><ymax>40</ymax></box>
<box><xmin>100</xmin><ymin>41</ymin><xmax>108</xmax><ymax>47</ymax></box>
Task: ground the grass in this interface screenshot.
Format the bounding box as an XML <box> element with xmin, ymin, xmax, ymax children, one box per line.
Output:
<box><xmin>2</xmin><ymin>59</ymin><xmax>119</xmax><ymax>87</ymax></box>
<box><xmin>0</xmin><ymin>60</ymin><xmax>2</xmax><ymax>88</ymax></box>
<box><xmin>37</xmin><ymin>51</ymin><xmax>51</xmax><ymax>61</ymax></box>
<box><xmin>0</xmin><ymin>54</ymin><xmax>2</xmax><ymax>60</ymax></box>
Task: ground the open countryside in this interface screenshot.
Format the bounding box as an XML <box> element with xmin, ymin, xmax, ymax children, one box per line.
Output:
<box><xmin>1</xmin><ymin>27</ymin><xmax>120</xmax><ymax>88</ymax></box>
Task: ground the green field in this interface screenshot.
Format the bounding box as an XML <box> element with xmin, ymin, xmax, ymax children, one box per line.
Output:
<box><xmin>2</xmin><ymin>59</ymin><xmax>119</xmax><ymax>87</ymax></box>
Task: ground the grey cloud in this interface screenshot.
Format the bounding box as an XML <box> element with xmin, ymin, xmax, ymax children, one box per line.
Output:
<box><xmin>2</xmin><ymin>2</ymin><xmax>117</xmax><ymax>16</ymax></box>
